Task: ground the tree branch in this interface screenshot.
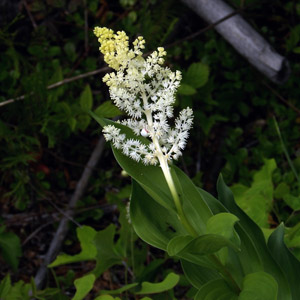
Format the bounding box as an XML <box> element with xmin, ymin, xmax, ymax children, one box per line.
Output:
<box><xmin>0</xmin><ymin>66</ymin><xmax>109</xmax><ymax>108</ymax></box>
<box><xmin>181</xmin><ymin>0</ymin><xmax>290</xmax><ymax>84</ymax></box>
<box><xmin>34</xmin><ymin>137</ymin><xmax>106</xmax><ymax>289</ymax></box>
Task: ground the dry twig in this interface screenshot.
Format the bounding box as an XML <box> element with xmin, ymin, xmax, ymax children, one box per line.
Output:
<box><xmin>0</xmin><ymin>66</ymin><xmax>109</xmax><ymax>108</ymax></box>
<box><xmin>34</xmin><ymin>137</ymin><xmax>106</xmax><ymax>289</ymax></box>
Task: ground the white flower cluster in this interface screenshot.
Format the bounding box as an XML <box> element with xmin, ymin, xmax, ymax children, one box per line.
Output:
<box><xmin>95</xmin><ymin>27</ymin><xmax>193</xmax><ymax>166</ymax></box>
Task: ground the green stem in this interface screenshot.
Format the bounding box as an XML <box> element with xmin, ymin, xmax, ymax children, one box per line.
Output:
<box><xmin>157</xmin><ymin>153</ymin><xmax>198</xmax><ymax>237</ymax></box>
<box><xmin>130</xmin><ymin>227</ymin><xmax>135</xmax><ymax>280</ymax></box>
<box><xmin>209</xmin><ymin>254</ymin><xmax>241</xmax><ymax>294</ymax></box>
<box><xmin>159</xmin><ymin>154</ymin><xmax>240</xmax><ymax>293</ymax></box>
<box><xmin>140</xmin><ymin>84</ymin><xmax>240</xmax><ymax>293</ymax></box>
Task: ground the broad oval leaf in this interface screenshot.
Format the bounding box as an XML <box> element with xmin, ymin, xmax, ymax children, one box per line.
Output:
<box><xmin>206</xmin><ymin>213</ymin><xmax>240</xmax><ymax>250</ymax></box>
<box><xmin>239</xmin><ymin>272</ymin><xmax>278</xmax><ymax>300</ymax></box>
<box><xmin>90</xmin><ymin>114</ymin><xmax>213</xmax><ymax>234</ymax></box>
<box><xmin>217</xmin><ymin>175</ymin><xmax>292</xmax><ymax>300</ymax></box>
<box><xmin>130</xmin><ymin>180</ymin><xmax>186</xmax><ymax>250</ymax></box>
<box><xmin>90</xmin><ymin>113</ymin><xmax>175</xmax><ymax>211</ymax></box>
<box><xmin>267</xmin><ymin>223</ymin><xmax>300</xmax><ymax>299</ymax></box>
<box><xmin>167</xmin><ymin>235</ymin><xmax>194</xmax><ymax>256</ymax></box>
<box><xmin>178</xmin><ymin>234</ymin><xmax>240</xmax><ymax>256</ymax></box>
<box><xmin>195</xmin><ymin>278</ymin><xmax>238</xmax><ymax>300</ymax></box>
<box><xmin>185</xmin><ymin>62</ymin><xmax>209</xmax><ymax>88</ymax></box>
<box><xmin>181</xmin><ymin>259</ymin><xmax>221</xmax><ymax>290</ymax></box>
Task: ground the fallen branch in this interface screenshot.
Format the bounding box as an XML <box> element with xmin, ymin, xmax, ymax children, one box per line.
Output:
<box><xmin>3</xmin><ymin>203</ymin><xmax>116</xmax><ymax>226</ymax></box>
<box><xmin>181</xmin><ymin>0</ymin><xmax>290</xmax><ymax>84</ymax></box>
<box><xmin>0</xmin><ymin>66</ymin><xmax>109</xmax><ymax>108</ymax></box>
<box><xmin>34</xmin><ymin>137</ymin><xmax>106</xmax><ymax>289</ymax></box>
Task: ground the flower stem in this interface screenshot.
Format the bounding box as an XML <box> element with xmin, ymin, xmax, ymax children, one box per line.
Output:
<box><xmin>140</xmin><ymin>85</ymin><xmax>240</xmax><ymax>293</ymax></box>
<box><xmin>209</xmin><ymin>254</ymin><xmax>241</xmax><ymax>294</ymax></box>
<box><xmin>156</xmin><ymin>151</ymin><xmax>198</xmax><ymax>237</ymax></box>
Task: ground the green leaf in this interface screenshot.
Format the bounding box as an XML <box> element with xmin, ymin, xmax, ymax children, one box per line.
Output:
<box><xmin>93</xmin><ymin>224</ymin><xmax>123</xmax><ymax>276</ymax></box>
<box><xmin>49</xmin><ymin>226</ymin><xmax>97</xmax><ymax>267</ymax></box>
<box><xmin>168</xmin><ymin>234</ymin><xmax>240</xmax><ymax>258</ymax></box>
<box><xmin>231</xmin><ymin>159</ymin><xmax>276</xmax><ymax>227</ymax></box>
<box><xmin>167</xmin><ymin>234</ymin><xmax>214</xmax><ymax>269</ymax></box>
<box><xmin>91</xmin><ymin>115</ymin><xmax>213</xmax><ymax>238</ymax></box>
<box><xmin>77</xmin><ymin>114</ymin><xmax>91</xmax><ymax>131</ymax></box>
<box><xmin>198</xmin><ymin>113</ymin><xmax>228</xmax><ymax>135</ymax></box>
<box><xmin>64</xmin><ymin>42</ymin><xmax>76</xmax><ymax>61</ymax></box>
<box><xmin>48</xmin><ymin>65</ymin><xmax>63</xmax><ymax>99</ymax></box>
<box><xmin>267</xmin><ymin>224</ymin><xmax>300</xmax><ymax>299</ymax></box>
<box><xmin>94</xmin><ymin>296</ymin><xmax>116</xmax><ymax>300</ymax></box>
<box><xmin>94</xmin><ymin>296</ymin><xmax>121</xmax><ymax>300</ymax></box>
<box><xmin>136</xmin><ymin>272</ymin><xmax>180</xmax><ymax>294</ymax></box>
<box><xmin>293</xmin><ymin>47</ymin><xmax>300</xmax><ymax>54</ymax></box>
<box><xmin>0</xmin><ymin>227</ymin><xmax>22</xmax><ymax>271</ymax></box>
<box><xmin>0</xmin><ymin>279</ymin><xmax>31</xmax><ymax>300</ymax></box>
<box><xmin>185</xmin><ymin>62</ymin><xmax>209</xmax><ymax>88</ymax></box>
<box><xmin>90</xmin><ymin>115</ymin><xmax>213</xmax><ymax>232</ymax></box>
<box><xmin>217</xmin><ymin>175</ymin><xmax>292</xmax><ymax>300</ymax></box>
<box><xmin>181</xmin><ymin>260</ymin><xmax>220</xmax><ymax>290</ymax></box>
<box><xmin>80</xmin><ymin>84</ymin><xmax>93</xmax><ymax>111</ymax></box>
<box><xmin>167</xmin><ymin>235</ymin><xmax>194</xmax><ymax>256</ymax></box>
<box><xmin>239</xmin><ymin>272</ymin><xmax>277</xmax><ymax>300</ymax></box>
<box><xmin>72</xmin><ymin>274</ymin><xmax>96</xmax><ymax>300</ymax></box>
<box><xmin>130</xmin><ymin>180</ymin><xmax>186</xmax><ymax>250</ymax></box>
<box><xmin>90</xmin><ymin>114</ymin><xmax>174</xmax><ymax>211</ymax></box>
<box><xmin>206</xmin><ymin>213</ymin><xmax>240</xmax><ymax>249</ymax></box>
<box><xmin>285</xmin><ymin>224</ymin><xmax>300</xmax><ymax>250</ymax></box>
<box><xmin>195</xmin><ymin>279</ymin><xmax>238</xmax><ymax>300</ymax></box>
<box><xmin>68</xmin><ymin>117</ymin><xmax>77</xmax><ymax>131</ymax></box>
<box><xmin>283</xmin><ymin>194</ymin><xmax>300</xmax><ymax>211</ymax></box>
<box><xmin>274</xmin><ymin>182</ymin><xmax>290</xmax><ymax>199</ymax></box>
<box><xmin>171</xmin><ymin>166</ymin><xmax>213</xmax><ymax>234</ymax></box>
<box><xmin>177</xmin><ymin>83</ymin><xmax>197</xmax><ymax>95</ymax></box>
<box><xmin>0</xmin><ymin>274</ymin><xmax>11</xmax><ymax>297</ymax></box>
<box><xmin>94</xmin><ymin>101</ymin><xmax>123</xmax><ymax>118</ymax></box>
<box><xmin>98</xmin><ymin>273</ymin><xmax>179</xmax><ymax>296</ymax></box>
<box><xmin>100</xmin><ymin>283</ymin><xmax>139</xmax><ymax>295</ymax></box>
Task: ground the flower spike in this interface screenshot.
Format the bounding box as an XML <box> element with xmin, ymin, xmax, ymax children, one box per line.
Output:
<box><xmin>94</xmin><ymin>27</ymin><xmax>193</xmax><ymax>166</ymax></box>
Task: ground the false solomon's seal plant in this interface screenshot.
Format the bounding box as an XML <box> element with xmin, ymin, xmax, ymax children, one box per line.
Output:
<box><xmin>91</xmin><ymin>27</ymin><xmax>300</xmax><ymax>300</ymax></box>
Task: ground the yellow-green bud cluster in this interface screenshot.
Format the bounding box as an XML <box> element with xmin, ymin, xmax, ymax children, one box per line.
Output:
<box><xmin>94</xmin><ymin>26</ymin><xmax>145</xmax><ymax>71</ymax></box>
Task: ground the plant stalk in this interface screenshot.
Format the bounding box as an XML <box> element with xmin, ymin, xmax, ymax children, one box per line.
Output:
<box><xmin>141</xmin><ymin>85</ymin><xmax>240</xmax><ymax>294</ymax></box>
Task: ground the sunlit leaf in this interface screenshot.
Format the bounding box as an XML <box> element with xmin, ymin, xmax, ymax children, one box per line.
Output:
<box><xmin>239</xmin><ymin>272</ymin><xmax>277</xmax><ymax>300</ymax></box>
<box><xmin>49</xmin><ymin>226</ymin><xmax>97</xmax><ymax>267</ymax></box>
<box><xmin>72</xmin><ymin>274</ymin><xmax>96</xmax><ymax>300</ymax></box>
<box><xmin>136</xmin><ymin>272</ymin><xmax>180</xmax><ymax>294</ymax></box>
